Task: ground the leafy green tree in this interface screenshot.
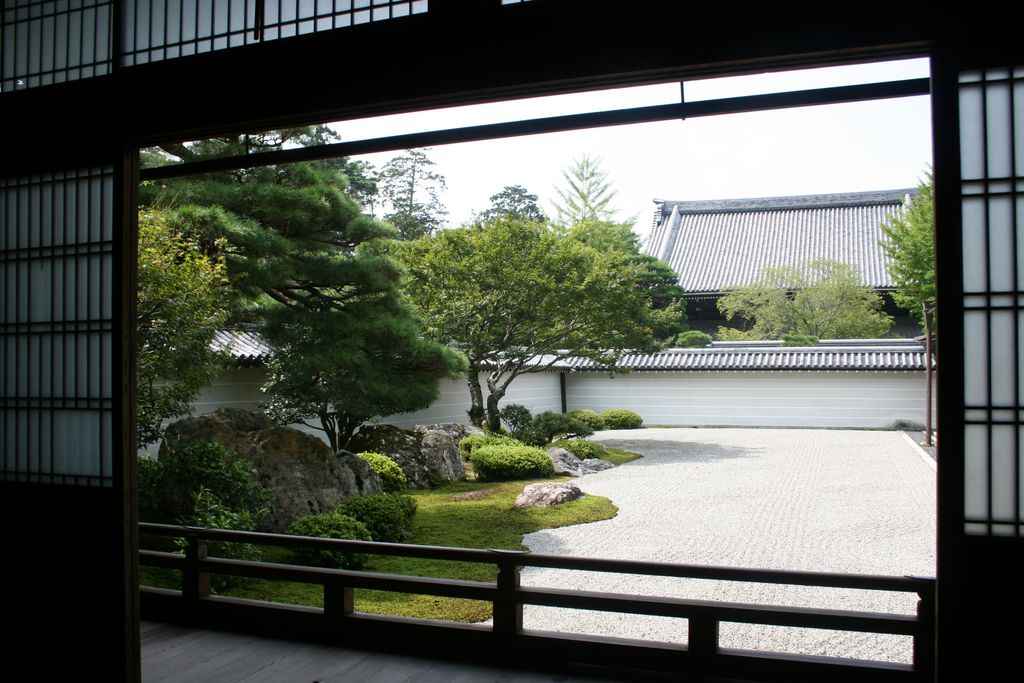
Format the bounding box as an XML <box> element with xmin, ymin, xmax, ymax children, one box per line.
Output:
<box><xmin>140</xmin><ymin>129</ymin><xmax>465</xmax><ymax>450</ymax></box>
<box><xmin>376</xmin><ymin>148</ymin><xmax>448</xmax><ymax>239</ymax></box>
<box><xmin>399</xmin><ymin>217</ymin><xmax>681</xmax><ymax>431</ymax></box>
<box><xmin>880</xmin><ymin>174</ymin><xmax>935</xmax><ymax>329</ymax></box>
<box><xmin>717</xmin><ymin>259</ymin><xmax>892</xmax><ymax>340</ymax></box>
<box><xmin>569</xmin><ymin>219</ymin><xmax>688</xmax><ymax>342</ymax></box>
<box><xmin>553</xmin><ymin>154</ymin><xmax>618</xmax><ymax>225</ymax></box>
<box><xmin>136</xmin><ymin>208</ymin><xmax>227</xmax><ymax>446</ymax></box>
<box><xmin>480</xmin><ymin>184</ymin><xmax>546</xmax><ymax>222</ymax></box>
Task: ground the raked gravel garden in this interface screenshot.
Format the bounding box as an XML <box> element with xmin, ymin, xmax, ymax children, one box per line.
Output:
<box><xmin>518</xmin><ymin>427</ymin><xmax>936</xmax><ymax>664</ymax></box>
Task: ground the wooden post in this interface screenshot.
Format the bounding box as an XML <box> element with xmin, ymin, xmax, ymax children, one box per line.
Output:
<box><xmin>324</xmin><ymin>583</ymin><xmax>355</xmax><ymax>620</ymax></box>
<box><xmin>182</xmin><ymin>535</ymin><xmax>211</xmax><ymax>602</ymax></box>
<box><xmin>914</xmin><ymin>586</ymin><xmax>936</xmax><ymax>682</ymax></box>
<box><xmin>923</xmin><ymin>300</ymin><xmax>936</xmax><ymax>448</ymax></box>
<box><xmin>493</xmin><ymin>559</ymin><xmax>523</xmax><ymax>637</ymax></box>
<box><xmin>688</xmin><ymin>614</ymin><xmax>719</xmax><ymax>671</ymax></box>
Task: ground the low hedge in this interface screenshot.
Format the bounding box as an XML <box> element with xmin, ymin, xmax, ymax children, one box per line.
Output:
<box><xmin>569</xmin><ymin>409</ymin><xmax>607</xmax><ymax>431</ymax></box>
<box><xmin>287</xmin><ymin>511</ymin><xmax>372</xmax><ymax>569</ymax></box>
<box><xmin>522</xmin><ymin>411</ymin><xmax>594</xmax><ymax>446</ymax></box>
<box><xmin>552</xmin><ymin>438</ymin><xmax>608</xmax><ymax>460</ymax></box>
<box><xmin>470</xmin><ymin>444</ymin><xmax>555</xmax><ymax>481</ymax></box>
<box><xmin>458</xmin><ymin>433</ymin><xmax>520</xmax><ymax>460</ymax></box>
<box><xmin>335</xmin><ymin>492</ymin><xmax>418</xmax><ymax>543</ymax></box>
<box><xmin>600</xmin><ymin>409</ymin><xmax>644</xmax><ymax>430</ymax></box>
<box><xmin>357</xmin><ymin>452</ymin><xmax>407</xmax><ymax>492</ymax></box>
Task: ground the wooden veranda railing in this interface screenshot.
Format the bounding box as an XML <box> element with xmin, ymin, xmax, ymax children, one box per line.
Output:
<box><xmin>138</xmin><ymin>523</ymin><xmax>935</xmax><ymax>682</ymax></box>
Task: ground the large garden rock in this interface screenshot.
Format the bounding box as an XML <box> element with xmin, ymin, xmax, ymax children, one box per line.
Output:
<box><xmin>414</xmin><ymin>422</ymin><xmax>483</xmax><ymax>443</ymax></box>
<box><xmin>581</xmin><ymin>458</ymin><xmax>615</xmax><ymax>473</ymax></box>
<box><xmin>350</xmin><ymin>424</ymin><xmax>465</xmax><ymax>488</ymax></box>
<box><xmin>547</xmin><ymin>446</ymin><xmax>586</xmax><ymax>476</ymax></box>
<box><xmin>160</xmin><ymin>408</ymin><xmax>381</xmax><ymax>532</ymax></box>
<box><xmin>515</xmin><ymin>482</ymin><xmax>583</xmax><ymax>509</ymax></box>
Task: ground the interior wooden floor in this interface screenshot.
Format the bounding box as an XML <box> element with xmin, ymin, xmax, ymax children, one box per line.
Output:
<box><xmin>140</xmin><ymin>620</ymin><xmax>746</xmax><ymax>683</ymax></box>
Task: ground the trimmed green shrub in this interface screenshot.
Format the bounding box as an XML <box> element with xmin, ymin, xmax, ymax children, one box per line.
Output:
<box><xmin>470</xmin><ymin>444</ymin><xmax>555</xmax><ymax>481</ymax></box>
<box><xmin>288</xmin><ymin>511</ymin><xmax>372</xmax><ymax>569</ymax></box>
<box><xmin>499</xmin><ymin>403</ymin><xmax>534</xmax><ymax>440</ymax></box>
<box><xmin>553</xmin><ymin>438</ymin><xmax>609</xmax><ymax>460</ymax></box>
<box><xmin>522</xmin><ymin>411</ymin><xmax>593</xmax><ymax>446</ymax></box>
<box><xmin>335</xmin><ymin>493</ymin><xmax>418</xmax><ymax>543</ymax></box>
<box><xmin>458</xmin><ymin>433</ymin><xmax>520</xmax><ymax>460</ymax></box>
<box><xmin>357</xmin><ymin>452</ymin><xmax>407</xmax><ymax>492</ymax></box>
<box><xmin>569</xmin><ymin>409</ymin><xmax>607</xmax><ymax>431</ymax></box>
<box><xmin>676</xmin><ymin>330</ymin><xmax>713</xmax><ymax>348</ymax></box>
<box><xmin>600</xmin><ymin>409</ymin><xmax>644</xmax><ymax>430</ymax></box>
<box><xmin>138</xmin><ymin>439</ymin><xmax>271</xmax><ymax>525</ymax></box>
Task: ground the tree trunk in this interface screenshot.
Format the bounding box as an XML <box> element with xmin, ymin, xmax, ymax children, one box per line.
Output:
<box><xmin>485</xmin><ymin>391</ymin><xmax>505</xmax><ymax>432</ymax></box>
<box><xmin>466</xmin><ymin>367</ymin><xmax>486</xmax><ymax>428</ymax></box>
<box><xmin>320</xmin><ymin>413</ymin><xmax>339</xmax><ymax>452</ymax></box>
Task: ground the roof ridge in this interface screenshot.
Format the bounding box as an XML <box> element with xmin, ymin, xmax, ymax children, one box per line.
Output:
<box><xmin>655</xmin><ymin>188</ymin><xmax>917</xmax><ymax>215</ymax></box>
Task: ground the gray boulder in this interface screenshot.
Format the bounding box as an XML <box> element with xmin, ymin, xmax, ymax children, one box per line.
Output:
<box><xmin>351</xmin><ymin>424</ymin><xmax>466</xmax><ymax>488</ymax></box>
<box><xmin>581</xmin><ymin>458</ymin><xmax>615</xmax><ymax>473</ymax></box>
<box><xmin>514</xmin><ymin>482</ymin><xmax>583</xmax><ymax>509</ymax></box>
<box><xmin>546</xmin><ymin>446</ymin><xmax>586</xmax><ymax>476</ymax></box>
<box><xmin>414</xmin><ymin>422</ymin><xmax>483</xmax><ymax>443</ymax></box>
<box><xmin>160</xmin><ymin>408</ymin><xmax>382</xmax><ymax>532</ymax></box>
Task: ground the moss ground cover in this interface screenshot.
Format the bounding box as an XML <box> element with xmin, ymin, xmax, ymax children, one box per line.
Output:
<box><xmin>140</xmin><ymin>477</ymin><xmax>619</xmax><ymax>622</ymax></box>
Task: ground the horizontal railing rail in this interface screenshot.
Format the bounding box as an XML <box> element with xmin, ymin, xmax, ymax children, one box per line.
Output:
<box><xmin>138</xmin><ymin>522</ymin><xmax>935</xmax><ymax>682</ymax></box>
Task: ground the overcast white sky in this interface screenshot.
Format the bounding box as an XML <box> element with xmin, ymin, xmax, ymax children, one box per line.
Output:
<box><xmin>331</xmin><ymin>58</ymin><xmax>933</xmax><ymax>242</ymax></box>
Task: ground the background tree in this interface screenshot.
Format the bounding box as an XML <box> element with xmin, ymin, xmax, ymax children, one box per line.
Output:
<box><xmin>479</xmin><ymin>184</ymin><xmax>546</xmax><ymax>222</ymax></box>
<box><xmin>717</xmin><ymin>259</ymin><xmax>892</xmax><ymax>340</ymax></box>
<box><xmin>569</xmin><ymin>219</ymin><xmax>688</xmax><ymax>342</ymax></box>
<box><xmin>399</xmin><ymin>217</ymin><xmax>682</xmax><ymax>431</ymax></box>
<box><xmin>376</xmin><ymin>148</ymin><xmax>448</xmax><ymax>239</ymax></box>
<box><xmin>553</xmin><ymin>154</ymin><xmax>618</xmax><ymax>225</ymax></box>
<box><xmin>880</xmin><ymin>174</ymin><xmax>935</xmax><ymax>329</ymax></box>
<box><xmin>140</xmin><ymin>130</ymin><xmax>464</xmax><ymax>448</ymax></box>
<box><xmin>136</xmin><ymin>208</ymin><xmax>227</xmax><ymax>446</ymax></box>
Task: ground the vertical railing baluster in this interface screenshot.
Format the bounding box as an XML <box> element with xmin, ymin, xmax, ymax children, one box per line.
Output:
<box><xmin>182</xmin><ymin>534</ymin><xmax>211</xmax><ymax>602</ymax></box>
<box><xmin>493</xmin><ymin>557</ymin><xmax>523</xmax><ymax>637</ymax></box>
<box><xmin>914</xmin><ymin>584</ymin><xmax>936</xmax><ymax>682</ymax></box>
<box><xmin>688</xmin><ymin>611</ymin><xmax>719</xmax><ymax>670</ymax></box>
<box><xmin>324</xmin><ymin>582</ymin><xmax>354</xmax><ymax>620</ymax></box>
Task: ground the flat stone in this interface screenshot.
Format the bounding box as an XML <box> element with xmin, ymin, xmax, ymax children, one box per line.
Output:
<box><xmin>514</xmin><ymin>482</ymin><xmax>583</xmax><ymax>509</ymax></box>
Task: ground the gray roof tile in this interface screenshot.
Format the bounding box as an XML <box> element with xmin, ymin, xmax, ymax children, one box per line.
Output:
<box><xmin>645</xmin><ymin>189</ymin><xmax>917</xmax><ymax>294</ymax></box>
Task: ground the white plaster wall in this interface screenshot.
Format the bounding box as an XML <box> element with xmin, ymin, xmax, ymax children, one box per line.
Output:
<box><xmin>384</xmin><ymin>372</ymin><xmax>563</xmax><ymax>428</ymax></box>
<box><xmin>565</xmin><ymin>370</ymin><xmax>931</xmax><ymax>429</ymax></box>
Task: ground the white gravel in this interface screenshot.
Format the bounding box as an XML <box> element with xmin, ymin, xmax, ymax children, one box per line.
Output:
<box><xmin>519</xmin><ymin>428</ymin><xmax>936</xmax><ymax>664</ymax></box>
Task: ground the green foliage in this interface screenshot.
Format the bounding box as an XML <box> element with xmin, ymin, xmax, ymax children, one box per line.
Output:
<box><xmin>341</xmin><ymin>493</ymin><xmax>418</xmax><ymax>541</ymax></box>
<box><xmin>880</xmin><ymin>175</ymin><xmax>935</xmax><ymax>329</ymax></box>
<box><xmin>138</xmin><ymin>440</ymin><xmax>271</xmax><ymax>525</ymax></box>
<box><xmin>335</xmin><ymin>493</ymin><xmax>418</xmax><ymax>543</ymax></box>
<box><xmin>458</xmin><ymin>433</ymin><xmax>521</xmax><ymax>460</ymax></box>
<box><xmin>287</xmin><ymin>511</ymin><xmax>372</xmax><ymax>569</ymax></box>
<box><xmin>676</xmin><ymin>330</ymin><xmax>713</xmax><ymax>348</ymax></box>
<box><xmin>553</xmin><ymin>154</ymin><xmax>618</xmax><ymax>225</ymax></box>
<box><xmin>376</xmin><ymin>148</ymin><xmax>448</xmax><ymax>239</ymax></box>
<box><xmin>522</xmin><ymin>411</ymin><xmax>594</xmax><ymax>446</ymax></box>
<box><xmin>499</xmin><ymin>403</ymin><xmax>534</xmax><ymax>440</ymax></box>
<box><xmin>569</xmin><ymin>409</ymin><xmax>607</xmax><ymax>431</ymax></box>
<box><xmin>552</xmin><ymin>438</ymin><xmax>608</xmax><ymax>460</ymax></box>
<box><xmin>136</xmin><ymin>208</ymin><xmax>227</xmax><ymax>446</ymax></box>
<box><xmin>781</xmin><ymin>334</ymin><xmax>820</xmax><ymax>346</ymax></box>
<box><xmin>480</xmin><ymin>184</ymin><xmax>546</xmax><ymax>223</ymax></box>
<box><xmin>600</xmin><ymin>409</ymin><xmax>644</xmax><ymax>430</ymax></box>
<box><xmin>470</xmin><ymin>444</ymin><xmax>556</xmax><ymax>481</ymax></box>
<box><xmin>569</xmin><ymin>219</ymin><xmax>688</xmax><ymax>343</ymax></box>
<box><xmin>716</xmin><ymin>259</ymin><xmax>892</xmax><ymax>340</ymax></box>
<box><xmin>398</xmin><ymin>217</ymin><xmax>677</xmax><ymax>431</ymax></box>
<box><xmin>141</xmin><ymin>130</ymin><xmax>466</xmax><ymax>452</ymax></box>
<box><xmin>357</xmin><ymin>452</ymin><xmax>407</xmax><ymax>492</ymax></box>
<box><xmin>178</xmin><ymin>486</ymin><xmax>262</xmax><ymax>564</ymax></box>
